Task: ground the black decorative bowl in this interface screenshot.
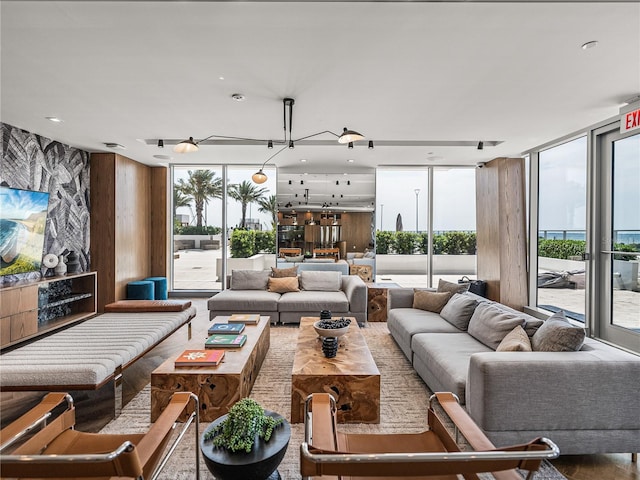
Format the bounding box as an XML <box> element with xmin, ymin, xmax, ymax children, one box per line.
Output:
<box><xmin>200</xmin><ymin>411</ymin><xmax>291</xmax><ymax>480</ymax></box>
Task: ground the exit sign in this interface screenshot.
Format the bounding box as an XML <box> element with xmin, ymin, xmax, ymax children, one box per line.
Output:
<box><xmin>621</xmin><ymin>107</ymin><xmax>640</xmax><ymax>133</ymax></box>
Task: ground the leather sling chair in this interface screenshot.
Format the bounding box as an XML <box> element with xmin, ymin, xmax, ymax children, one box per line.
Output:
<box><xmin>300</xmin><ymin>392</ymin><xmax>559</xmax><ymax>480</ymax></box>
<box><xmin>0</xmin><ymin>391</ymin><xmax>200</xmax><ymax>480</ymax></box>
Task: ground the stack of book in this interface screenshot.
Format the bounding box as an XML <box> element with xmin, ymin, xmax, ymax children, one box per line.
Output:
<box><xmin>173</xmin><ymin>314</ymin><xmax>258</xmax><ymax>366</ymax></box>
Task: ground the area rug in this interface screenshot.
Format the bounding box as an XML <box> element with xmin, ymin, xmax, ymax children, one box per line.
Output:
<box><xmin>100</xmin><ymin>323</ymin><xmax>565</xmax><ymax>479</ymax></box>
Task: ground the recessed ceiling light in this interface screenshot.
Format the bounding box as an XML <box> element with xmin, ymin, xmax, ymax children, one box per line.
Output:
<box><xmin>219</xmin><ymin>76</ymin><xmax>225</xmax><ymax>80</ymax></box>
<box><xmin>231</xmin><ymin>93</ymin><xmax>245</xmax><ymax>101</ymax></box>
<box><xmin>104</xmin><ymin>142</ymin><xmax>125</xmax><ymax>150</ymax></box>
<box><xmin>45</xmin><ymin>116</ymin><xmax>62</xmax><ymax>123</ymax></box>
<box><xmin>347</xmin><ymin>159</ymin><xmax>355</xmax><ymax>163</ymax></box>
<box><xmin>303</xmin><ymin>172</ymin><xmax>308</xmax><ymax>175</ymax></box>
<box><xmin>153</xmin><ymin>154</ymin><xmax>173</xmax><ymax>160</ymax></box>
<box><xmin>581</xmin><ymin>40</ymin><xmax>598</xmax><ymax>50</ymax></box>
<box><xmin>343</xmin><ymin>173</ymin><xmax>348</xmax><ymax>175</ymax></box>
<box><xmin>300</xmin><ymin>158</ymin><xmax>307</xmax><ymax>163</ymax></box>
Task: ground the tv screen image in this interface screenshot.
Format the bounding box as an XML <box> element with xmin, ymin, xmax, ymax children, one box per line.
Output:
<box><xmin>0</xmin><ymin>186</ymin><xmax>50</xmax><ymax>276</ymax></box>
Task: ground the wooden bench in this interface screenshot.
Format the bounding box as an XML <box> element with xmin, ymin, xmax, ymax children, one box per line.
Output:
<box><xmin>0</xmin><ymin>301</ymin><xmax>195</xmax><ymax>431</ymax></box>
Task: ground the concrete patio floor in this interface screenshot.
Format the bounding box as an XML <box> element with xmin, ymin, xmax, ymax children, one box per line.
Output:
<box><xmin>173</xmin><ymin>249</ymin><xmax>639</xmax><ymax>330</ymax></box>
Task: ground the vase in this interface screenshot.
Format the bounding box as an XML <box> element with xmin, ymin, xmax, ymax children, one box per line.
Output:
<box><xmin>66</xmin><ymin>251</ymin><xmax>80</xmax><ymax>274</ymax></box>
<box><xmin>54</xmin><ymin>255</ymin><xmax>67</xmax><ymax>276</ymax></box>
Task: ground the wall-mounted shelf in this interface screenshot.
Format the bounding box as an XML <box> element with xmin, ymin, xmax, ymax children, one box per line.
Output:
<box><xmin>0</xmin><ymin>272</ymin><xmax>97</xmax><ymax>350</ymax></box>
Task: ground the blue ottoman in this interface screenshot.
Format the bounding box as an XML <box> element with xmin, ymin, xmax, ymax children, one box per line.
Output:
<box><xmin>143</xmin><ymin>276</ymin><xmax>168</xmax><ymax>300</ymax></box>
<box><xmin>127</xmin><ymin>280</ymin><xmax>155</xmax><ymax>300</ymax></box>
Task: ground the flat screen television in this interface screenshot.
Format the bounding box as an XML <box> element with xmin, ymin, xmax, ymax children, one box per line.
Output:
<box><xmin>0</xmin><ymin>186</ymin><xmax>50</xmax><ymax>276</ymax></box>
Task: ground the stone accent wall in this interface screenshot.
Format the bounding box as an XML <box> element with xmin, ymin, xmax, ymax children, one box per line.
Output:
<box><xmin>0</xmin><ymin>123</ymin><xmax>90</xmax><ymax>285</ymax></box>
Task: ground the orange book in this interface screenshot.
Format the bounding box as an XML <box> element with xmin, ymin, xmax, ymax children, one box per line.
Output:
<box><xmin>174</xmin><ymin>349</ymin><xmax>225</xmax><ymax>367</ymax></box>
<box><xmin>229</xmin><ymin>313</ymin><xmax>260</xmax><ymax>324</ymax></box>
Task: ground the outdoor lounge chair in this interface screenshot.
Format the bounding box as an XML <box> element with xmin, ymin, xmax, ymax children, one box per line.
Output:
<box><xmin>300</xmin><ymin>392</ymin><xmax>559</xmax><ymax>480</ymax></box>
<box><xmin>0</xmin><ymin>391</ymin><xmax>200</xmax><ymax>480</ymax></box>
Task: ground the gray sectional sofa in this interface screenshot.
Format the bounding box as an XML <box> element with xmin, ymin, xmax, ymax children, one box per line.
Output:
<box><xmin>208</xmin><ymin>269</ymin><xmax>367</xmax><ymax>324</ymax></box>
<box><xmin>387</xmin><ymin>287</ymin><xmax>640</xmax><ymax>455</ymax></box>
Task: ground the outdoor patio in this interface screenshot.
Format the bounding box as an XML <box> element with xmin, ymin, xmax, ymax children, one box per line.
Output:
<box><xmin>173</xmin><ymin>248</ymin><xmax>639</xmax><ymax>330</ymax></box>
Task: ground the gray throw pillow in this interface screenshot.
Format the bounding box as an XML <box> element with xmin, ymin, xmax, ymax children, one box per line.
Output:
<box><xmin>439</xmin><ymin>293</ymin><xmax>478</xmax><ymax>330</ymax></box>
<box><xmin>437</xmin><ymin>279</ymin><xmax>470</xmax><ymax>295</ymax></box>
<box><xmin>299</xmin><ymin>270</ymin><xmax>342</xmax><ymax>291</ymax></box>
<box><xmin>531</xmin><ymin>311</ymin><xmax>586</xmax><ymax>352</ymax></box>
<box><xmin>230</xmin><ymin>270</ymin><xmax>270</xmax><ymax>290</ymax></box>
<box><xmin>467</xmin><ymin>302</ymin><xmax>527</xmax><ymax>350</ymax></box>
<box><xmin>284</xmin><ymin>254</ymin><xmax>304</xmax><ymax>263</ymax></box>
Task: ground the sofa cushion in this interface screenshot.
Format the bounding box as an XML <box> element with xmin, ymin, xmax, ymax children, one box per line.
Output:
<box><xmin>531</xmin><ymin>310</ymin><xmax>586</xmax><ymax>352</ymax></box>
<box><xmin>413</xmin><ymin>290</ymin><xmax>452</xmax><ymax>313</ymax></box>
<box><xmin>437</xmin><ymin>279</ymin><xmax>470</xmax><ymax>294</ymax></box>
<box><xmin>299</xmin><ymin>270</ymin><xmax>342</xmax><ymax>291</ymax></box>
<box><xmin>271</xmin><ymin>265</ymin><xmax>298</xmax><ymax>278</ymax></box>
<box><xmin>387</xmin><ymin>308</ymin><xmax>462</xmax><ymax>360</ymax></box>
<box><xmin>496</xmin><ymin>325</ymin><xmax>532</xmax><ymax>352</ymax></box>
<box><xmin>231</xmin><ymin>270</ymin><xmax>270</xmax><ymax>290</ymax></box>
<box><xmin>412</xmin><ymin>332</ymin><xmax>492</xmax><ymax>400</ymax></box>
<box><xmin>467</xmin><ymin>302</ymin><xmax>526</xmax><ymax>350</ymax></box>
<box><xmin>268</xmin><ymin>276</ymin><xmax>300</xmax><ymax>293</ymax></box>
<box><xmin>208</xmin><ymin>289</ymin><xmax>280</xmax><ymax>311</ymax></box>
<box><xmin>278</xmin><ymin>290</ymin><xmax>348</xmax><ymax>312</ymax></box>
<box><xmin>439</xmin><ymin>293</ymin><xmax>478</xmax><ymax>330</ymax></box>
<box><xmin>284</xmin><ymin>254</ymin><xmax>305</xmax><ymax>263</ymax></box>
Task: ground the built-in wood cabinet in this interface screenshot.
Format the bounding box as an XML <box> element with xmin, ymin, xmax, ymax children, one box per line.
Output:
<box><xmin>0</xmin><ymin>272</ymin><xmax>97</xmax><ymax>349</ymax></box>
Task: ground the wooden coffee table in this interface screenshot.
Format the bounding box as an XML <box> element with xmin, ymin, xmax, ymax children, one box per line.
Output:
<box><xmin>290</xmin><ymin>317</ymin><xmax>380</xmax><ymax>424</ymax></box>
<box><xmin>150</xmin><ymin>315</ymin><xmax>270</xmax><ymax>422</ymax></box>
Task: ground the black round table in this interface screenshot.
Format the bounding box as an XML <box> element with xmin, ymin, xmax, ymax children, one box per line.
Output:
<box><xmin>200</xmin><ymin>411</ymin><xmax>291</xmax><ymax>480</ymax></box>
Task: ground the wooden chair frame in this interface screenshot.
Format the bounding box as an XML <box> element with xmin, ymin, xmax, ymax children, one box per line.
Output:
<box><xmin>300</xmin><ymin>392</ymin><xmax>559</xmax><ymax>480</ymax></box>
<box><xmin>0</xmin><ymin>391</ymin><xmax>200</xmax><ymax>480</ymax></box>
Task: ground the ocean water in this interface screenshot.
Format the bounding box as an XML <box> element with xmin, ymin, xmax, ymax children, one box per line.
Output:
<box><xmin>0</xmin><ymin>219</ymin><xmax>27</xmax><ymax>259</ymax></box>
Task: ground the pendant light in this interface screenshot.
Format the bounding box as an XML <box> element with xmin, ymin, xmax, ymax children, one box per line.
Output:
<box><xmin>173</xmin><ymin>137</ymin><xmax>199</xmax><ymax>153</ymax></box>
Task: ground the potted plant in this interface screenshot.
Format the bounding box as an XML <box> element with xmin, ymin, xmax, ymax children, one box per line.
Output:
<box><xmin>201</xmin><ymin>398</ymin><xmax>289</xmax><ymax>480</ymax></box>
<box><xmin>204</xmin><ymin>398</ymin><xmax>283</xmax><ymax>453</ymax></box>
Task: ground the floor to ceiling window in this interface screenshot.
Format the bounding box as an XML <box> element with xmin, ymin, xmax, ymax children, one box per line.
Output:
<box><xmin>536</xmin><ymin>136</ymin><xmax>587</xmax><ymax>321</ymax></box>
<box><xmin>432</xmin><ymin>167</ymin><xmax>477</xmax><ymax>286</ymax></box>
<box><xmin>172</xmin><ymin>166</ymin><xmax>224</xmax><ymax>291</ymax></box>
<box><xmin>375</xmin><ymin>167</ymin><xmax>430</xmax><ymax>287</ymax></box>
<box><xmin>225</xmin><ymin>166</ymin><xmax>277</xmax><ymax>289</ymax></box>
<box><xmin>375</xmin><ymin>166</ymin><xmax>476</xmax><ymax>288</ymax></box>
<box><xmin>171</xmin><ymin>165</ymin><xmax>276</xmax><ymax>292</ymax></box>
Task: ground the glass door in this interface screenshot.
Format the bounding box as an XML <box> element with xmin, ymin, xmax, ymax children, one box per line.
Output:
<box><xmin>596</xmin><ymin>129</ymin><xmax>640</xmax><ymax>351</ymax></box>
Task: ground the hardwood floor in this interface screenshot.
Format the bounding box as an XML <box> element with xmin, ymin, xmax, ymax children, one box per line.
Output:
<box><xmin>102</xmin><ymin>298</ymin><xmax>640</xmax><ymax>479</ymax></box>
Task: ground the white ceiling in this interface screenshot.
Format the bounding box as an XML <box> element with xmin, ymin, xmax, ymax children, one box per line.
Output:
<box><xmin>1</xmin><ymin>2</ymin><xmax>639</xmax><ymax>173</ymax></box>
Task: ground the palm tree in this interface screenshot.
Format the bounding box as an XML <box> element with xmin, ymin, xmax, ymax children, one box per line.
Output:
<box><xmin>257</xmin><ymin>194</ymin><xmax>278</xmax><ymax>229</ymax></box>
<box><xmin>228</xmin><ymin>180</ymin><xmax>268</xmax><ymax>228</ymax></box>
<box><xmin>176</xmin><ymin>170</ymin><xmax>222</xmax><ymax>227</ymax></box>
<box><xmin>173</xmin><ymin>186</ymin><xmax>191</xmax><ymax>216</ymax></box>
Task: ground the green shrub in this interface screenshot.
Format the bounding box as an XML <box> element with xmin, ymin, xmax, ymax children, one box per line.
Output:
<box><xmin>418</xmin><ymin>233</ymin><xmax>429</xmax><ymax>254</ymax></box>
<box><xmin>175</xmin><ymin>225</ymin><xmax>221</xmax><ymax>235</ymax></box>
<box><xmin>437</xmin><ymin>231</ymin><xmax>477</xmax><ymax>255</ymax></box>
<box><xmin>231</xmin><ymin>229</ymin><xmax>256</xmax><ymax>258</ymax></box>
<box><xmin>538</xmin><ymin>239</ymin><xmax>586</xmax><ymax>259</ymax></box>
<box><xmin>613</xmin><ymin>242</ymin><xmax>640</xmax><ymax>261</ymax></box>
<box><xmin>255</xmin><ymin>230</ymin><xmax>275</xmax><ymax>253</ymax></box>
<box><xmin>375</xmin><ymin>231</ymin><xmax>394</xmax><ymax>254</ymax></box>
<box><xmin>394</xmin><ymin>232</ymin><xmax>419</xmax><ymax>255</ymax></box>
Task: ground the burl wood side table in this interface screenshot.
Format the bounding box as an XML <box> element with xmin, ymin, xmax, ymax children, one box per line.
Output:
<box><xmin>366</xmin><ymin>282</ymin><xmax>401</xmax><ymax>322</ymax></box>
<box><xmin>291</xmin><ymin>317</ymin><xmax>380</xmax><ymax>424</ymax></box>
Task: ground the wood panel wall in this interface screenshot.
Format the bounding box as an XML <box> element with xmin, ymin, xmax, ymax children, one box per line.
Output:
<box><xmin>90</xmin><ymin>153</ymin><xmax>167</xmax><ymax>312</ymax></box>
<box><xmin>278</xmin><ymin>211</ymin><xmax>373</xmax><ymax>253</ymax></box>
<box><xmin>476</xmin><ymin>158</ymin><xmax>528</xmax><ymax>310</ymax></box>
